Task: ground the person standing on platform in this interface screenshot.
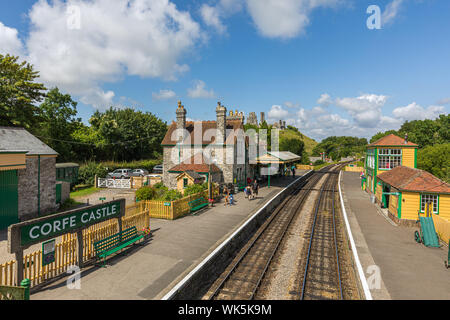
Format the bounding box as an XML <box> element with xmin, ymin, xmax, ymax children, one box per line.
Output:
<box><xmin>223</xmin><ymin>186</ymin><xmax>229</xmax><ymax>206</ymax></box>
<box><xmin>252</xmin><ymin>179</ymin><xmax>259</xmax><ymax>198</ymax></box>
<box><xmin>291</xmin><ymin>165</ymin><xmax>296</xmax><ymax>178</ymax></box>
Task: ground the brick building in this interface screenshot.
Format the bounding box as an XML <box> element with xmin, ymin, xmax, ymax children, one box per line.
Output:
<box><xmin>0</xmin><ymin>127</ymin><xmax>58</xmax><ymax>229</ymax></box>
<box><xmin>161</xmin><ymin>101</ymin><xmax>252</xmax><ymax>189</ymax></box>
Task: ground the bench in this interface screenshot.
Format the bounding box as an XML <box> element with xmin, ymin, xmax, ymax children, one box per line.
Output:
<box><xmin>93</xmin><ymin>226</ymin><xmax>144</xmax><ymax>267</ymax></box>
<box><xmin>188</xmin><ymin>197</ymin><xmax>208</xmax><ymax>213</ymax></box>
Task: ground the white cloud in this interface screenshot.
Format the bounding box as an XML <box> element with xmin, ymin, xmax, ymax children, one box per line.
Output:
<box><xmin>187</xmin><ymin>80</ymin><xmax>215</xmax><ymax>99</ymax></box>
<box><xmin>284</xmin><ymin>101</ymin><xmax>300</xmax><ymax>109</ymax></box>
<box><xmin>0</xmin><ymin>22</ymin><xmax>23</xmax><ymax>56</ymax></box>
<box><xmin>317</xmin><ymin>93</ymin><xmax>332</xmax><ymax>107</ymax></box>
<box><xmin>392</xmin><ymin>102</ymin><xmax>446</xmax><ymax>121</ymax></box>
<box><xmin>22</xmin><ymin>0</ymin><xmax>204</xmax><ymax>109</ymax></box>
<box><xmin>335</xmin><ymin>93</ymin><xmax>387</xmax><ymax>127</ymax></box>
<box><xmin>268</xmin><ymin>105</ymin><xmax>289</xmax><ymax>120</ymax></box>
<box><xmin>437</xmin><ymin>97</ymin><xmax>450</xmax><ymax>105</ymax></box>
<box><xmin>382</xmin><ymin>0</ymin><xmax>404</xmax><ymax>26</ymax></box>
<box><xmin>152</xmin><ymin>89</ymin><xmax>176</xmax><ymax>100</ymax></box>
<box><xmin>200</xmin><ymin>4</ymin><xmax>227</xmax><ymax>34</ymax></box>
<box><xmin>245</xmin><ymin>0</ymin><xmax>342</xmax><ymax>39</ymax></box>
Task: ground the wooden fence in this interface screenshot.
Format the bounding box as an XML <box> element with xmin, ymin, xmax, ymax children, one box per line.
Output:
<box><xmin>0</xmin><ymin>190</ymin><xmax>213</xmax><ymax>288</ymax></box>
<box><xmin>296</xmin><ymin>164</ymin><xmax>314</xmax><ymax>170</ymax></box>
<box><xmin>0</xmin><ymin>207</ymin><xmax>149</xmax><ymax>288</ymax></box>
<box><xmin>434</xmin><ymin>215</ymin><xmax>450</xmax><ymax>245</ymax></box>
<box><xmin>139</xmin><ymin>191</ymin><xmax>209</xmax><ymax>220</ymax></box>
<box><xmin>344</xmin><ymin>165</ymin><xmax>365</xmax><ymax>172</ymax></box>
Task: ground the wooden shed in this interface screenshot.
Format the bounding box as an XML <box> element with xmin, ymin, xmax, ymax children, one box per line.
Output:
<box><xmin>176</xmin><ymin>170</ymin><xmax>205</xmax><ymax>194</ymax></box>
<box><xmin>376</xmin><ymin>166</ymin><xmax>450</xmax><ymax>225</ymax></box>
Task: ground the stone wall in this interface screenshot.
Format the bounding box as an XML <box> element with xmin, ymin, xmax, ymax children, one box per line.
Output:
<box><xmin>18</xmin><ymin>156</ymin><xmax>57</xmax><ymax>221</ymax></box>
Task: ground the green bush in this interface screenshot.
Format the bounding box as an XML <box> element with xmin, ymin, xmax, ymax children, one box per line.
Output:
<box><xmin>100</xmin><ymin>159</ymin><xmax>161</xmax><ymax>172</ymax></box>
<box><xmin>313</xmin><ymin>159</ymin><xmax>325</xmax><ymax>165</ymax></box>
<box><xmin>78</xmin><ymin>162</ymin><xmax>108</xmax><ymax>185</ymax></box>
<box><xmin>136</xmin><ymin>186</ymin><xmax>158</xmax><ymax>201</ymax></box>
<box><xmin>183</xmin><ymin>183</ymin><xmax>206</xmax><ymax>196</ymax></box>
<box><xmin>161</xmin><ymin>189</ymin><xmax>183</xmax><ymax>201</ymax></box>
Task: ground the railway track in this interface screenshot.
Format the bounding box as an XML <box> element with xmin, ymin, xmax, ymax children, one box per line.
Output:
<box><xmin>202</xmin><ymin>166</ymin><xmax>335</xmax><ymax>300</ymax></box>
<box><xmin>299</xmin><ymin>167</ymin><xmax>343</xmax><ymax>300</ymax></box>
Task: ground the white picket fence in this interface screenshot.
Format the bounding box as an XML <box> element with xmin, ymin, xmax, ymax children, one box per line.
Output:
<box><xmin>97</xmin><ymin>178</ymin><xmax>131</xmax><ymax>189</ymax></box>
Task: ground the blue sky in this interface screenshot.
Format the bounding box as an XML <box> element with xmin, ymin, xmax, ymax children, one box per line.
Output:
<box><xmin>0</xmin><ymin>0</ymin><xmax>448</xmax><ymax>141</ymax></box>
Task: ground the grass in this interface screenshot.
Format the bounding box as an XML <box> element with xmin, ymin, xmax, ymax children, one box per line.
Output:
<box><xmin>70</xmin><ymin>186</ymin><xmax>100</xmax><ymax>198</ymax></box>
<box><xmin>280</xmin><ymin>129</ymin><xmax>318</xmax><ymax>155</ymax></box>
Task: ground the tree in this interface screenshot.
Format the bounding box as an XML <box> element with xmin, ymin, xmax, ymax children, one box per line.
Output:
<box><xmin>0</xmin><ymin>54</ymin><xmax>47</xmax><ymax>129</ymax></box>
<box><xmin>417</xmin><ymin>143</ymin><xmax>450</xmax><ymax>183</ymax></box>
<box><xmin>89</xmin><ymin>107</ymin><xmax>168</xmax><ymax>162</ymax></box>
<box><xmin>36</xmin><ymin>87</ymin><xmax>81</xmax><ymax>161</ymax></box>
<box><xmin>279</xmin><ymin>137</ymin><xmax>305</xmax><ymax>156</ymax></box>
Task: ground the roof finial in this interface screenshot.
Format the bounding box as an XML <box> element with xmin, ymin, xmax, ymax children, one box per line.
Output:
<box><xmin>178</xmin><ymin>100</ymin><xmax>182</xmax><ymax>109</ymax></box>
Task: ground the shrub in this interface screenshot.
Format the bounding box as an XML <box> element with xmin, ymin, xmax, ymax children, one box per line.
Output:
<box><xmin>78</xmin><ymin>162</ymin><xmax>108</xmax><ymax>185</ymax></box>
<box><xmin>136</xmin><ymin>186</ymin><xmax>157</xmax><ymax>201</ymax></box>
<box><xmin>183</xmin><ymin>183</ymin><xmax>206</xmax><ymax>196</ymax></box>
<box><xmin>161</xmin><ymin>189</ymin><xmax>183</xmax><ymax>201</ymax></box>
<box><xmin>313</xmin><ymin>159</ymin><xmax>325</xmax><ymax>165</ymax></box>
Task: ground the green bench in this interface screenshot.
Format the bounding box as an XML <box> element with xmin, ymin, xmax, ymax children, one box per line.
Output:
<box><xmin>93</xmin><ymin>226</ymin><xmax>144</xmax><ymax>267</ymax></box>
<box><xmin>188</xmin><ymin>197</ymin><xmax>208</xmax><ymax>213</ymax></box>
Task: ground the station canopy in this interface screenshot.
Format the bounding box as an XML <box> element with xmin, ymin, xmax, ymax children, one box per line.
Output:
<box><xmin>255</xmin><ymin>151</ymin><xmax>301</xmax><ymax>164</ymax></box>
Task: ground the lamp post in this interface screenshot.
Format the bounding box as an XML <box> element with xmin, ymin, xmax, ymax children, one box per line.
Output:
<box><xmin>209</xmin><ymin>159</ymin><xmax>217</xmax><ymax>206</ymax></box>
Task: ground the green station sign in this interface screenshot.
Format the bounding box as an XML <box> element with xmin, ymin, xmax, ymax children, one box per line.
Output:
<box><xmin>8</xmin><ymin>199</ymin><xmax>125</xmax><ymax>253</ymax></box>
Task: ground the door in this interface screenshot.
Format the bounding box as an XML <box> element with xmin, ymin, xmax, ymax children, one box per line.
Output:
<box><xmin>0</xmin><ymin>170</ymin><xmax>19</xmax><ymax>229</ymax></box>
<box><xmin>382</xmin><ymin>184</ymin><xmax>390</xmax><ymax>209</ymax></box>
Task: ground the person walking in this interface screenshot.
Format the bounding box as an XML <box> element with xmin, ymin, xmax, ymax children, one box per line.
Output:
<box><xmin>252</xmin><ymin>179</ymin><xmax>259</xmax><ymax>198</ymax></box>
<box><xmin>223</xmin><ymin>186</ymin><xmax>229</xmax><ymax>206</ymax></box>
<box><xmin>245</xmin><ymin>185</ymin><xmax>252</xmax><ymax>200</ymax></box>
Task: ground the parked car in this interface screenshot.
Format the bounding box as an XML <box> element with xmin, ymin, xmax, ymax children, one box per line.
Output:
<box><xmin>152</xmin><ymin>164</ymin><xmax>163</xmax><ymax>173</ymax></box>
<box><xmin>107</xmin><ymin>168</ymin><xmax>132</xmax><ymax>179</ymax></box>
<box><xmin>130</xmin><ymin>169</ymin><xmax>149</xmax><ymax>177</ymax></box>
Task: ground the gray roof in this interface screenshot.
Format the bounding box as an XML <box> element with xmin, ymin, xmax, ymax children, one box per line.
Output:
<box><xmin>184</xmin><ymin>170</ymin><xmax>205</xmax><ymax>180</ymax></box>
<box><xmin>267</xmin><ymin>151</ymin><xmax>301</xmax><ymax>161</ymax></box>
<box><xmin>56</xmin><ymin>163</ymin><xmax>79</xmax><ymax>168</ymax></box>
<box><xmin>0</xmin><ymin>127</ymin><xmax>58</xmax><ymax>156</ymax></box>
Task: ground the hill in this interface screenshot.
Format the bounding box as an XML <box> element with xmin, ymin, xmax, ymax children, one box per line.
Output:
<box><xmin>280</xmin><ymin>127</ymin><xmax>318</xmax><ymax>155</ymax></box>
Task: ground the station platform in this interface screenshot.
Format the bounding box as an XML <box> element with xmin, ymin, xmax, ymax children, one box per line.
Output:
<box><xmin>31</xmin><ymin>173</ymin><xmax>305</xmax><ymax>300</ymax></box>
<box><xmin>341</xmin><ymin>172</ymin><xmax>450</xmax><ymax>300</ymax></box>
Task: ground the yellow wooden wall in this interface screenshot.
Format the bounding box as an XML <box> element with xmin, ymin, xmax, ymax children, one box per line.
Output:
<box><xmin>439</xmin><ymin>194</ymin><xmax>450</xmax><ymax>220</ymax></box>
<box><xmin>400</xmin><ymin>192</ymin><xmax>450</xmax><ymax>220</ymax></box>
<box><xmin>400</xmin><ymin>192</ymin><xmax>420</xmax><ymax>220</ymax></box>
<box><xmin>389</xmin><ymin>193</ymin><xmax>399</xmax><ymax>217</ymax></box>
<box><xmin>176</xmin><ymin>175</ymin><xmax>194</xmax><ymax>194</ymax></box>
<box><xmin>401</xmin><ymin>147</ymin><xmax>416</xmax><ymax>168</ymax></box>
<box><xmin>0</xmin><ymin>153</ymin><xmax>26</xmax><ymax>171</ymax></box>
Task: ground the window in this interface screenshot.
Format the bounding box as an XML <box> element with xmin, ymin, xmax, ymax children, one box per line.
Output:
<box><xmin>183</xmin><ymin>178</ymin><xmax>188</xmax><ymax>188</ymax></box>
<box><xmin>421</xmin><ymin>194</ymin><xmax>438</xmax><ymax>214</ymax></box>
<box><xmin>378</xmin><ymin>149</ymin><xmax>402</xmax><ymax>170</ymax></box>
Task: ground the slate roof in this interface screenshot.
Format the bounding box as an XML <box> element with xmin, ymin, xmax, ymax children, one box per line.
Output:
<box><xmin>368</xmin><ymin>134</ymin><xmax>418</xmax><ymax>147</ymax></box>
<box><xmin>377</xmin><ymin>166</ymin><xmax>450</xmax><ymax>194</ymax></box>
<box><xmin>161</xmin><ymin>120</ymin><xmax>245</xmax><ymax>146</ymax></box>
<box><xmin>0</xmin><ymin>127</ymin><xmax>58</xmax><ymax>156</ymax></box>
<box><xmin>180</xmin><ymin>170</ymin><xmax>205</xmax><ymax>180</ymax></box>
<box><xmin>168</xmin><ymin>152</ymin><xmax>221</xmax><ymax>173</ymax></box>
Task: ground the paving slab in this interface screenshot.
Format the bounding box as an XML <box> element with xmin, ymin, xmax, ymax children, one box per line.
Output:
<box><xmin>31</xmin><ymin>173</ymin><xmax>305</xmax><ymax>300</ymax></box>
<box><xmin>341</xmin><ymin>171</ymin><xmax>450</xmax><ymax>300</ymax></box>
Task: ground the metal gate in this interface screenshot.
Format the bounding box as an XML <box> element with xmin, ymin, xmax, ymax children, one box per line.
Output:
<box><xmin>0</xmin><ymin>170</ymin><xmax>19</xmax><ymax>230</ymax></box>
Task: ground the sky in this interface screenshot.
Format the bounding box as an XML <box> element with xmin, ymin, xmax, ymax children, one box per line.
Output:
<box><xmin>0</xmin><ymin>0</ymin><xmax>448</xmax><ymax>142</ymax></box>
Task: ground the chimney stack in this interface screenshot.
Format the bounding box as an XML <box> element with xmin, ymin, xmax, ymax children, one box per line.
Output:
<box><xmin>260</xmin><ymin>112</ymin><xmax>265</xmax><ymax>124</ymax></box>
<box><xmin>176</xmin><ymin>100</ymin><xmax>186</xmax><ymax>142</ymax></box>
<box><xmin>216</xmin><ymin>102</ymin><xmax>227</xmax><ymax>145</ymax></box>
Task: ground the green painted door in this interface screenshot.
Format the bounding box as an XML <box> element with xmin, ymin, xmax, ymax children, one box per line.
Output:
<box><xmin>0</xmin><ymin>170</ymin><xmax>19</xmax><ymax>229</ymax></box>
